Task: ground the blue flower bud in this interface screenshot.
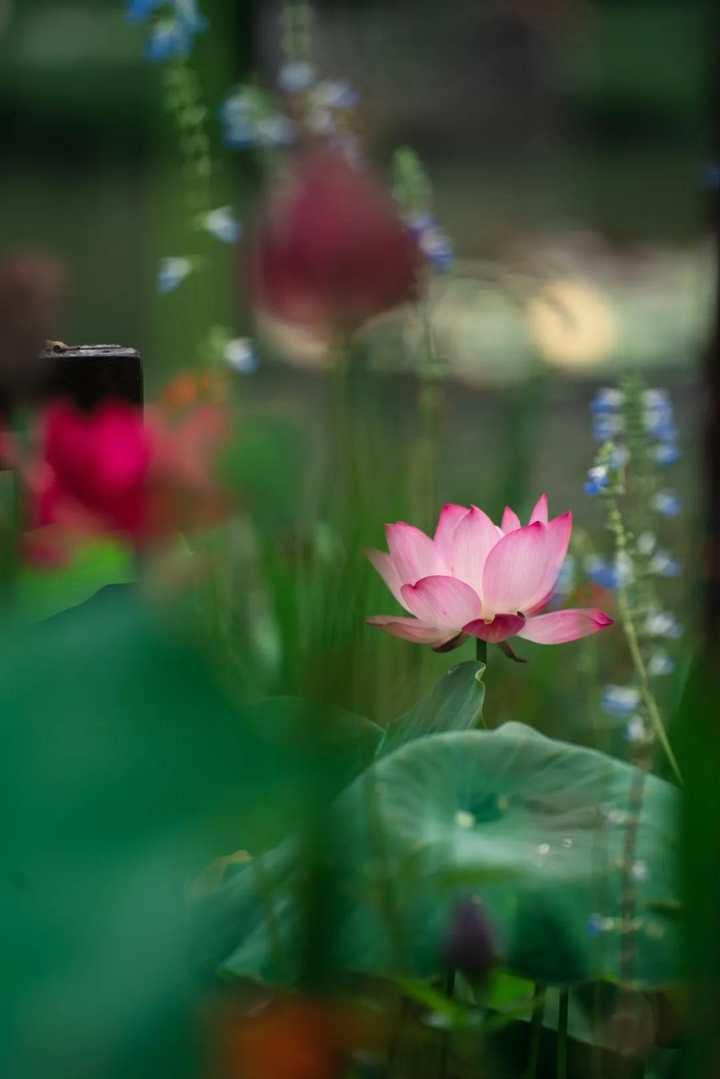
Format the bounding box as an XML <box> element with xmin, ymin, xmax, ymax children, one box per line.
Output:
<box><xmin>651</xmin><ymin>490</ymin><xmax>681</xmax><ymax>517</ymax></box>
<box><xmin>602</xmin><ymin>685</ymin><xmax>641</xmax><ymax>717</ymax></box>
<box><xmin>590</xmin><ymin>388</ymin><xmax>624</xmax><ymax>415</ymax></box>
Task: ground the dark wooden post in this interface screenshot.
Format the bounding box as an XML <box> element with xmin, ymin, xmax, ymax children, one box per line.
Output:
<box><xmin>37</xmin><ymin>344</ymin><xmax>143</xmax><ymax>411</ymax></box>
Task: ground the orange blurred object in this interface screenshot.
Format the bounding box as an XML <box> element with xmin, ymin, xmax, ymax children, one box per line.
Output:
<box><xmin>213</xmin><ymin>996</ymin><xmax>380</xmax><ymax>1079</ymax></box>
<box><xmin>162</xmin><ymin>370</ymin><xmax>230</xmax><ymax>411</ymax></box>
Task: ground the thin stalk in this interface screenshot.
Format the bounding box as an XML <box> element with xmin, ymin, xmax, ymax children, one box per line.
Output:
<box><xmin>414</xmin><ymin>298</ymin><xmax>444</xmax><ymax>527</ymax></box>
<box><xmin>617</xmin><ymin>582</ymin><xmax>681</xmax><ymax>783</ymax></box>
<box><xmin>524</xmin><ymin>984</ymin><xmax>545</xmax><ymax>1079</ymax></box>
<box><xmin>608</xmin><ymin>498</ymin><xmax>682</xmax><ymax>784</ymax></box>
<box><xmin>475</xmin><ymin>638</ymin><xmax>487</xmax><ymax>666</ymax></box>
<box><xmin>557</xmin><ymin>989</ymin><xmax>569</xmax><ymax>1079</ymax></box>
<box><xmin>438</xmin><ymin>967</ymin><xmax>456</xmax><ymax>1079</ymax></box>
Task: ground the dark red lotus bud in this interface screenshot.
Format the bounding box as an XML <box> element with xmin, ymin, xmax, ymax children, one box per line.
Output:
<box><xmin>251</xmin><ymin>150</ymin><xmax>422</xmax><ymax>334</ymax></box>
<box><xmin>443</xmin><ymin>898</ymin><xmax>496</xmax><ymax>981</ymax></box>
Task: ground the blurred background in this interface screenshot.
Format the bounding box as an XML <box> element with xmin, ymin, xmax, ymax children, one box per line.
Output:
<box><xmin>0</xmin><ymin>3</ymin><xmax>713</xmax><ymax>1076</ymax></box>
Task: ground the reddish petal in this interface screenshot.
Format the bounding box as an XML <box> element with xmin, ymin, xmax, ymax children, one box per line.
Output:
<box><xmin>518</xmin><ymin>608</ymin><xmax>614</xmax><ymax>644</ymax></box>
<box><xmin>463</xmin><ymin>613</ymin><xmax>526</xmax><ymax>643</ymax></box>
<box><xmin>385</xmin><ymin>521</ymin><xmax>443</xmax><ymax>583</ymax></box>
<box><xmin>529</xmin><ymin>493</ymin><xmax>549</xmax><ymax>525</ymax></box>
<box><xmin>366</xmin><ymin>616</ymin><xmax>452</xmax><ymax>646</ymax></box>
<box><xmin>433</xmin><ymin>503</ymin><xmax>469</xmax><ymax>561</ymax></box>
<box><xmin>501</xmin><ymin>507</ymin><xmax>521</xmax><ymax>533</ymax></box>
<box><xmin>365</xmin><ymin>548</ymin><xmax>408</xmax><ymax>609</ymax></box>
<box><xmin>401</xmin><ymin>575</ymin><xmax>481</xmax><ymax>631</ymax></box>
<box><xmin>481</xmin><ymin>521</ymin><xmax>549</xmax><ymax>615</ymax></box>
<box><xmin>449</xmin><ymin>506</ymin><xmax>502</xmax><ymax>595</ymax></box>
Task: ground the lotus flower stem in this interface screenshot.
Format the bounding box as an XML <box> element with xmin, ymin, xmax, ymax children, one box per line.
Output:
<box><xmin>476</xmin><ymin>638</ymin><xmax>488</xmax><ymax>666</ymax></box>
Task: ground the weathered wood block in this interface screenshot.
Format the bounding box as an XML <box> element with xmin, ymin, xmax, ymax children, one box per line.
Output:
<box><xmin>37</xmin><ymin>343</ymin><xmax>143</xmax><ymax>410</ymax></box>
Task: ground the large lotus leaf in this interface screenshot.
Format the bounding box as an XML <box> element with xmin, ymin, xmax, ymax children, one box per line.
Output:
<box><xmin>378</xmin><ymin>659</ymin><xmax>486</xmax><ymax>757</ymax></box>
<box><xmin>218</xmin><ymin>723</ymin><xmax>680</xmax><ymax>989</ymax></box>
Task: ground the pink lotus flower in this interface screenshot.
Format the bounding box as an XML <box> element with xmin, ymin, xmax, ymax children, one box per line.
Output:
<box><xmin>366</xmin><ymin>495</ymin><xmax>613</xmax><ymax>651</ymax></box>
<box><xmin>251</xmin><ymin>149</ymin><xmax>422</xmax><ymax>335</ymax></box>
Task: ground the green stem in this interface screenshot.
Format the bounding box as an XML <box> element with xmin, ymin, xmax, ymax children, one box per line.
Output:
<box><xmin>438</xmin><ymin>966</ymin><xmax>456</xmax><ymax>1079</ymax></box>
<box><xmin>617</xmin><ymin>581</ymin><xmax>682</xmax><ymax>784</ymax></box>
<box><xmin>608</xmin><ymin>498</ymin><xmax>682</xmax><ymax>785</ymax></box>
<box><xmin>524</xmin><ymin>984</ymin><xmax>545</xmax><ymax>1079</ymax></box>
<box><xmin>557</xmin><ymin>989</ymin><xmax>569</xmax><ymax>1079</ymax></box>
<box><xmin>476</xmin><ymin>638</ymin><xmax>488</xmax><ymax>665</ymax></box>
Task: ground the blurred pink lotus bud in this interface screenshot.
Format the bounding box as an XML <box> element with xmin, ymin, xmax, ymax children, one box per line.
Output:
<box><xmin>36</xmin><ymin>400</ymin><xmax>152</xmax><ymax>538</ymax></box>
<box><xmin>251</xmin><ymin>150</ymin><xmax>422</xmax><ymax>335</ymax></box>
<box><xmin>367</xmin><ymin>494</ymin><xmax>613</xmax><ymax>651</ymax></box>
<box><xmin>26</xmin><ymin>399</ymin><xmax>231</xmax><ymax>559</ymax></box>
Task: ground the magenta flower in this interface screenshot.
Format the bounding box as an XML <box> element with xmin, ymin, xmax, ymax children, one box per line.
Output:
<box><xmin>251</xmin><ymin>149</ymin><xmax>422</xmax><ymax>334</ymax></box>
<box><xmin>366</xmin><ymin>495</ymin><xmax>613</xmax><ymax>650</ymax></box>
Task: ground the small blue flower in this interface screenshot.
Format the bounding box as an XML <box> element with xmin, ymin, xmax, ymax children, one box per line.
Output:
<box><xmin>202</xmin><ymin>206</ymin><xmax>242</xmax><ymax>244</ymax></box>
<box><xmin>221</xmin><ymin>96</ymin><xmax>255</xmax><ymax>148</ymax></box>
<box><xmin>406</xmin><ymin>213</ymin><xmax>454</xmax><ymax>272</ymax></box>
<box><xmin>129</xmin><ymin>0</ymin><xmax>206</xmax><ymax>60</ymax></box>
<box><xmin>585</xmin><ymin>556</ymin><xmax>616</xmax><ymax>589</ymax></box>
<box><xmin>648</xmin><ymin>651</ymin><xmax>674</xmax><ymax>677</ymax></box>
<box><xmin>584</xmin><ymin>465</ymin><xmax>610</xmax><ymax>496</ymax></box>
<box><xmin>225</xmin><ymin>338</ymin><xmax>258</xmax><ymax>374</ymax></box>
<box><xmin>652</xmin><ymin>441</ymin><xmax>680</xmax><ymax>466</ymax></box>
<box><xmin>127</xmin><ymin>0</ymin><xmax>163</xmax><ymax>21</ymax></box>
<box><xmin>585</xmin><ymin>552</ymin><xmax>632</xmax><ymax>590</ymax></box>
<box><xmin>651</xmin><ymin>490</ymin><xmax>681</xmax><ymax>517</ymax></box>
<box><xmin>592</xmin><ymin>412</ymin><xmax>623</xmax><ymax>442</ymax></box>
<box><xmin>602</xmin><ymin>685</ymin><xmax>641</xmax><ymax>717</ymax></box>
<box><xmin>173</xmin><ymin>0</ymin><xmax>207</xmax><ymax>33</ymax></box>
<box><xmin>643</xmin><ymin>390</ymin><xmax>677</xmax><ymax>442</ymax></box>
<box><xmin>158</xmin><ymin>256</ymin><xmax>192</xmax><ymax>294</ymax></box>
<box><xmin>221</xmin><ymin>90</ymin><xmax>295</xmax><ymax>149</ymax></box>
<box><xmin>278</xmin><ymin>60</ymin><xmax>316</xmax><ymax>93</ymax></box>
<box><xmin>421</xmin><ymin>226</ymin><xmax>454</xmax><ymax>272</ymax></box>
<box><xmin>145</xmin><ymin>16</ymin><xmax>192</xmax><ymax>61</ymax></box>
<box><xmin>590</xmin><ymin>388</ymin><xmax>624</xmax><ymax>415</ymax></box>
<box><xmin>648</xmin><ymin>550</ymin><xmax>681</xmax><ymax>578</ymax></box>
<box><xmin>645</xmin><ymin>610</ymin><xmax>683</xmax><ymax>639</ymax></box>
